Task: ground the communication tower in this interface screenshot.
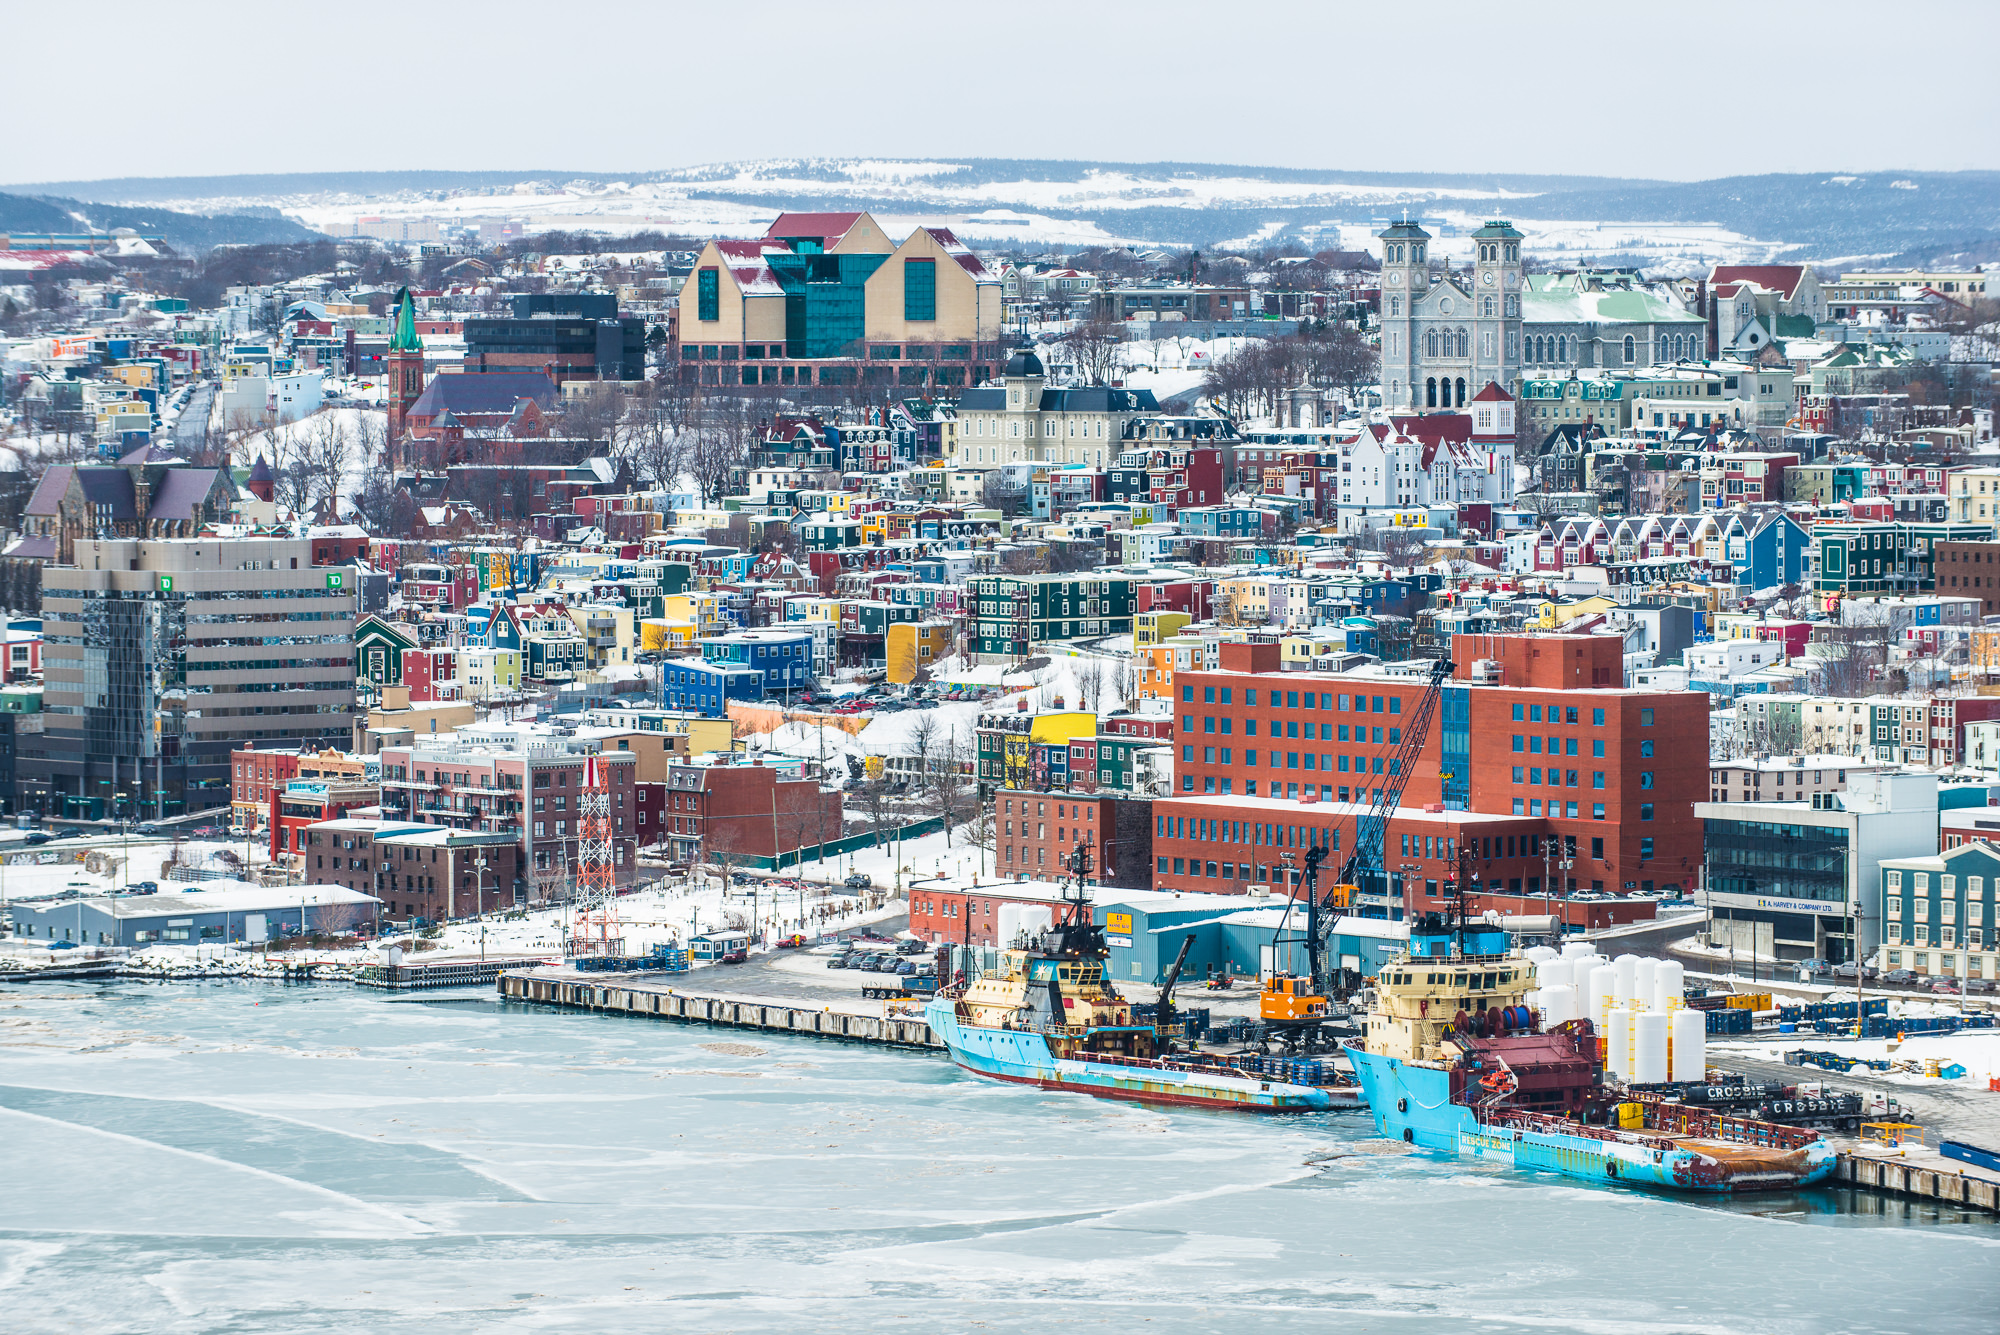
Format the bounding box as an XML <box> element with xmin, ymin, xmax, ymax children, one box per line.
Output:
<box><xmin>567</xmin><ymin>755</ymin><xmax>624</xmax><ymax>957</ymax></box>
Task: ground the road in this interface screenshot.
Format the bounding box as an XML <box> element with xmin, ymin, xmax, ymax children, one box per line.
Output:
<box><xmin>172</xmin><ymin>381</ymin><xmax>215</xmax><ymax>454</ymax></box>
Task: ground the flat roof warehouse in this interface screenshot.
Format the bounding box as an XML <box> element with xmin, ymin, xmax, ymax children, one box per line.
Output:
<box><xmin>9</xmin><ymin>882</ymin><xmax>380</xmax><ymax>947</ymax></box>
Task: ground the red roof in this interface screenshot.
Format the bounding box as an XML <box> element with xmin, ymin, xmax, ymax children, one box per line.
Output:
<box><xmin>1472</xmin><ymin>382</ymin><xmax>1513</xmax><ymax>403</ymax></box>
<box><xmin>764</xmin><ymin>212</ymin><xmax>863</xmax><ymax>245</ymax></box>
<box><xmin>1709</xmin><ymin>265</ymin><xmax>1809</xmax><ymax>300</ymax></box>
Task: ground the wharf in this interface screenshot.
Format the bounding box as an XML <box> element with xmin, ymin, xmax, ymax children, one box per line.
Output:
<box><xmin>0</xmin><ymin>958</ymin><xmax>123</xmax><ymax>983</ymax></box>
<box><xmin>356</xmin><ymin>955</ymin><xmax>549</xmax><ymax>990</ymax></box>
<box><xmin>497</xmin><ymin>965</ymin><xmax>943</xmax><ymax>1049</ymax></box>
<box><xmin>1834</xmin><ymin>1144</ymin><xmax>2000</xmax><ymax>1214</ymax></box>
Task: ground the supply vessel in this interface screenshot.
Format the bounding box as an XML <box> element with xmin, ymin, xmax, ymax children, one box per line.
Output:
<box><xmin>1342</xmin><ymin>916</ymin><xmax>1836</xmax><ymax>1192</ymax></box>
<box><xmin>924</xmin><ymin>850</ymin><xmax>1363</xmax><ymax>1112</ymax></box>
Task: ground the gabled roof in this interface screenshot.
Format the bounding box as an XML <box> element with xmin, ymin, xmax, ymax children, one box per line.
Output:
<box><xmin>765</xmin><ymin>212</ymin><xmax>865</xmax><ymax>245</ymax></box>
<box><xmin>408</xmin><ymin>371</ymin><xmax>558</xmax><ymax>419</ymax></box>
<box><xmin>1472</xmin><ymin>382</ymin><xmax>1513</xmax><ymax>403</ymax></box>
<box><xmin>1709</xmin><ymin>265</ymin><xmax>1810</xmax><ymax>300</ymax></box>
<box><xmin>923</xmin><ymin>227</ymin><xmax>992</xmax><ymax>278</ymax></box>
<box><xmin>712</xmin><ymin>239</ymin><xmax>786</xmax><ymax>295</ymax></box>
<box><xmin>26</xmin><ymin>465</ymin><xmax>138</xmax><ymax>520</ymax></box>
<box><xmin>145</xmin><ymin>468</ymin><xmax>228</xmax><ymax>524</ymax></box>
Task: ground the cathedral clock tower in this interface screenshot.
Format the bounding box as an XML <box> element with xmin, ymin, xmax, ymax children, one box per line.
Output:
<box><xmin>1471</xmin><ymin>220</ymin><xmax>1525</xmax><ymax>397</ymax></box>
<box><xmin>1376</xmin><ymin>217</ymin><xmax>1432</xmax><ymax>412</ymax></box>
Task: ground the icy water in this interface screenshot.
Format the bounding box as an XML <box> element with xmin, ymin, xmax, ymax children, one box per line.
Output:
<box><xmin>1</xmin><ymin>983</ymin><xmax>1995</xmax><ymax>1335</ymax></box>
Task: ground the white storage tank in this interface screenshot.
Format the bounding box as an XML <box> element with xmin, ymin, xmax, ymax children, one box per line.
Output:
<box><xmin>1588</xmin><ymin>964</ymin><xmax>1618</xmax><ymax>1030</ymax></box>
<box><xmin>1654</xmin><ymin>960</ymin><xmax>1685</xmax><ymax>1013</ymax></box>
<box><xmin>1633</xmin><ymin>1012</ymin><xmax>1669</xmax><ymax>1084</ymax></box>
<box><xmin>1525</xmin><ymin>945</ymin><xmax>1558</xmax><ymax>964</ymax></box>
<box><xmin>1633</xmin><ymin>958</ymin><xmax>1657</xmax><ymax>1012</ymax></box>
<box><xmin>1671</xmin><ymin>1008</ymin><xmax>1707</xmax><ymax>1082</ymax></box>
<box><xmin>1606</xmin><ymin>1006</ymin><xmax>1633</xmax><ymax>1079</ymax></box>
<box><xmin>997</xmin><ymin>904</ymin><xmax>1022</xmax><ymax>947</ymax></box>
<box><xmin>1541</xmin><ymin>982</ymin><xmax>1577</xmax><ymax>1026</ymax></box>
<box><xmin>1613</xmin><ymin>954</ymin><xmax>1639</xmax><ymax>1007</ymax></box>
<box><xmin>1562</xmin><ymin>940</ymin><xmax>1594</xmax><ymax>960</ymax></box>
<box><xmin>1536</xmin><ymin>958</ymin><xmax>1574</xmax><ymax>990</ymax></box>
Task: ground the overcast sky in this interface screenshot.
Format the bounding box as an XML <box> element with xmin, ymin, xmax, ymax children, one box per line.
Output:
<box><xmin>6</xmin><ymin>0</ymin><xmax>1998</xmax><ymax>188</ymax></box>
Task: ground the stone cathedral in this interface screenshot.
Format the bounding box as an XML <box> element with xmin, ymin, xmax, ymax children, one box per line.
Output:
<box><xmin>1376</xmin><ymin>217</ymin><xmax>1524</xmax><ymax>413</ymax></box>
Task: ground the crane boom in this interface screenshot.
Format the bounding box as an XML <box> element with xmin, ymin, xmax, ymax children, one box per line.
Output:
<box><xmin>1308</xmin><ymin>656</ymin><xmax>1453</xmax><ymax>993</ymax></box>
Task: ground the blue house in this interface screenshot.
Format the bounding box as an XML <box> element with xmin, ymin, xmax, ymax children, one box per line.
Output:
<box><xmin>1723</xmin><ymin>511</ymin><xmax>1811</xmax><ymax>589</ymax></box>
<box><xmin>661</xmin><ymin>660</ymin><xmax>763</xmax><ymax>716</ymax></box>
<box><xmin>698</xmin><ymin>629</ymin><xmax>814</xmax><ymax>695</ymax></box>
<box><xmin>1178</xmin><ymin>505</ymin><xmax>1275</xmax><ymax>539</ymax></box>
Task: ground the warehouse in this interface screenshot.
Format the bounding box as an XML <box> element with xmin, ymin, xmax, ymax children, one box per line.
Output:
<box><xmin>1095</xmin><ymin>890</ymin><xmax>1409</xmax><ymax>985</ymax></box>
<box><xmin>9</xmin><ymin>882</ymin><xmax>380</xmax><ymax>948</ymax></box>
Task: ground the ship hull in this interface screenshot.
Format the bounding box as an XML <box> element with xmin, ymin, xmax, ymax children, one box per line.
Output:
<box><xmin>1346</xmin><ymin>1045</ymin><xmax>1835</xmax><ymax>1193</ymax></box>
<box><xmin>925</xmin><ymin>999</ymin><xmax>1362</xmax><ymax>1113</ymax></box>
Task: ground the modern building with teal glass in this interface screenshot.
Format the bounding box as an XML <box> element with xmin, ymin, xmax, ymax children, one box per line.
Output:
<box><xmin>677</xmin><ymin>211</ymin><xmax>1003</xmax><ymax>390</ymax></box>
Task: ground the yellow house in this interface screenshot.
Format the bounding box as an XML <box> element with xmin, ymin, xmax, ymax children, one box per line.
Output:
<box><xmin>1135</xmin><ymin>609</ymin><xmax>1192</xmax><ymax>651</ymax></box>
<box><xmin>1281</xmin><ymin>633</ymin><xmax>1344</xmax><ymax>668</ymax></box>
<box><xmin>662</xmin><ymin>592</ymin><xmax>731</xmax><ymax>639</ymax></box>
<box><xmin>1532</xmin><ymin>595</ymin><xmax>1617</xmax><ymax>630</ymax></box>
<box><xmin>640</xmin><ymin>618</ymin><xmax>699</xmax><ymax>654</ymax></box>
<box><xmin>887</xmin><ymin>620</ymin><xmax>951</xmax><ymax>683</ymax></box>
<box><xmin>567</xmin><ymin>602</ymin><xmax>636</xmax><ymax>669</ymax></box>
<box><xmin>999</xmin><ymin>709</ymin><xmax>1099</xmax><ymax>789</ymax></box>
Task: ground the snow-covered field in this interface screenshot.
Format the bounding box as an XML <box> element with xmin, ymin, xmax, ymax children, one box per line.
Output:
<box><xmin>112</xmin><ymin>159</ymin><xmax>1801</xmax><ymax>266</ymax></box>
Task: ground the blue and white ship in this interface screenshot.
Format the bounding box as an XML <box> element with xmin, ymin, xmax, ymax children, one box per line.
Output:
<box><xmin>923</xmin><ymin>873</ymin><xmax>1362</xmax><ymax>1113</ymax></box>
<box><xmin>1343</xmin><ymin>925</ymin><xmax>1836</xmax><ymax>1193</ymax></box>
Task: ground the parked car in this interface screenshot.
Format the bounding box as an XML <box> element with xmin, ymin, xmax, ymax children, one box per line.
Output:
<box><xmin>191</xmin><ymin>825</ymin><xmax>223</xmax><ymax>838</ymax></box>
<box><xmin>1881</xmin><ymin>969</ymin><xmax>1917</xmax><ymax>985</ymax></box>
<box><xmin>896</xmin><ymin>940</ymin><xmax>927</xmax><ymax>955</ymax></box>
<box><xmin>845</xmin><ymin>872</ymin><xmax>874</xmax><ymax>890</ymax></box>
<box><xmin>874</xmin><ymin>957</ymin><xmax>903</xmax><ymax>974</ymax></box>
<box><xmin>895</xmin><ymin>960</ymin><xmax>918</xmax><ymax>976</ymax></box>
<box><xmin>227</xmin><ymin>824</ymin><xmax>248</xmax><ymax>839</ymax></box>
<box><xmin>718</xmin><ymin>949</ymin><xmax>748</xmax><ymax>965</ymax></box>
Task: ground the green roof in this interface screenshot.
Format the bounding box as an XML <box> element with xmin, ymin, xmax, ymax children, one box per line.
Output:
<box><xmin>1522</xmin><ymin>274</ymin><xmax>1705</xmax><ymax>326</ymax></box>
<box><xmin>389</xmin><ymin>287</ymin><xmax>420</xmax><ymax>352</ymax></box>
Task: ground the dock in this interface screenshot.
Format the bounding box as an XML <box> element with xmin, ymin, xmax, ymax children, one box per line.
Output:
<box><xmin>497</xmin><ymin>966</ymin><xmax>943</xmax><ymax>1049</ymax></box>
<box><xmin>1834</xmin><ymin>1145</ymin><xmax>2000</xmax><ymax>1214</ymax></box>
<box><xmin>356</xmin><ymin>955</ymin><xmax>548</xmax><ymax>991</ymax></box>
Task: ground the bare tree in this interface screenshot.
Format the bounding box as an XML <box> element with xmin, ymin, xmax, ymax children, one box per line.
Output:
<box><xmin>686</xmin><ymin>399</ymin><xmax>755</xmax><ymax>505</ymax></box>
<box><xmin>1072</xmin><ymin>658</ymin><xmax>1104</xmax><ymax>713</ymax></box>
<box><xmin>925</xmin><ymin>726</ymin><xmax>973</xmax><ymax>848</ymax></box>
<box><xmin>1063</xmin><ymin>318</ymin><xmax>1124</xmax><ymax>386</ymax></box>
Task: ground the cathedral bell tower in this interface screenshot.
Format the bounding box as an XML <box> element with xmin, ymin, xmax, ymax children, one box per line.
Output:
<box><xmin>383</xmin><ymin>286</ymin><xmax>425</xmax><ymax>466</ymax></box>
<box><xmin>1471</xmin><ymin>220</ymin><xmax>1525</xmax><ymax>397</ymax></box>
<box><xmin>1376</xmin><ymin>217</ymin><xmax>1431</xmax><ymax>411</ymax></box>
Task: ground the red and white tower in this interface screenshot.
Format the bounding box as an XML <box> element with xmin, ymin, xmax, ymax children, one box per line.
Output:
<box><xmin>567</xmin><ymin>755</ymin><xmax>623</xmax><ymax>957</ymax></box>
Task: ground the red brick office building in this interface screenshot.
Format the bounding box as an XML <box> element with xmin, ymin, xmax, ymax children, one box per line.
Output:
<box><xmin>1153</xmin><ymin>634</ymin><xmax>1706</xmax><ymax>915</ymax></box>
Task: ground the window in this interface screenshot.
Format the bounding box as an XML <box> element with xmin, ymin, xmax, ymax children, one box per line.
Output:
<box><xmin>1639</xmin><ymin>772</ymin><xmax>1654</xmax><ymax>789</ymax></box>
<box><xmin>1639</xmin><ymin>838</ymin><xmax>1654</xmax><ymax>860</ymax></box>
<box><xmin>697</xmin><ymin>268</ymin><xmax>719</xmax><ymax>322</ymax></box>
<box><xmin>904</xmin><ymin>258</ymin><xmax>936</xmax><ymax>321</ymax></box>
<box><xmin>1640</xmin><ymin>708</ymin><xmax>1654</xmax><ymax>726</ymax></box>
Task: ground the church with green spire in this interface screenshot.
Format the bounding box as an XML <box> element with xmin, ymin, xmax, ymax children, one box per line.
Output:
<box><xmin>384</xmin><ymin>286</ymin><xmax>425</xmax><ymax>452</ymax></box>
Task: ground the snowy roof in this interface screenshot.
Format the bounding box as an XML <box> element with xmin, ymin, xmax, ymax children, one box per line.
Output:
<box><xmin>1709</xmin><ymin>265</ymin><xmax>1811</xmax><ymax>300</ymax></box>
<box><xmin>32</xmin><ymin>881</ymin><xmax>380</xmax><ymax>919</ymax></box>
<box><xmin>923</xmin><ymin>227</ymin><xmax>993</xmax><ymax>279</ymax></box>
<box><xmin>1523</xmin><ymin>274</ymin><xmax>1703</xmax><ymax>326</ymax></box>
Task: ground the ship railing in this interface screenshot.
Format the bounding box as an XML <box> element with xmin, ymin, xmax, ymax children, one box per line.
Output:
<box><xmin>1481</xmin><ymin>1108</ymin><xmax>1682</xmax><ymax>1153</ymax></box>
<box><xmin>1629</xmin><ymin>1094</ymin><xmax>1824</xmax><ymax>1149</ymax></box>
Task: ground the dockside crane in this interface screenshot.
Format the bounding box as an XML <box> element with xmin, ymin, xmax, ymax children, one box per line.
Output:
<box><xmin>1262</xmin><ymin>657</ymin><xmax>1454</xmax><ymax>1034</ymax></box>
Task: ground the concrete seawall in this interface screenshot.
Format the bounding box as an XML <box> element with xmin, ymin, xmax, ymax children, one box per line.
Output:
<box><xmin>498</xmin><ymin>967</ymin><xmax>943</xmax><ymax>1049</ymax></box>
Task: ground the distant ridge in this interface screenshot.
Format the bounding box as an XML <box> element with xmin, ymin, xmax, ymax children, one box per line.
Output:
<box><xmin>8</xmin><ymin>159</ymin><xmax>1998</xmax><ymax>259</ymax></box>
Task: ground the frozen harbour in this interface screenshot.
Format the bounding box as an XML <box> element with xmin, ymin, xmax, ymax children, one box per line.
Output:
<box><xmin>0</xmin><ymin>981</ymin><xmax>1996</xmax><ymax>1334</ymax></box>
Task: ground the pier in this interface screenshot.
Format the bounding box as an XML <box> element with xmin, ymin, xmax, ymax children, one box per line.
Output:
<box><xmin>1834</xmin><ymin>1145</ymin><xmax>2000</xmax><ymax>1214</ymax></box>
<box><xmin>497</xmin><ymin>965</ymin><xmax>943</xmax><ymax>1049</ymax></box>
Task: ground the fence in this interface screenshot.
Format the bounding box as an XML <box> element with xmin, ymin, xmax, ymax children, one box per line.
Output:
<box><xmin>733</xmin><ymin>817</ymin><xmax>952</xmax><ymax>871</ymax></box>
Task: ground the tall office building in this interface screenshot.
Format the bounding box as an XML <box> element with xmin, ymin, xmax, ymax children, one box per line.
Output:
<box><xmin>26</xmin><ymin>537</ymin><xmax>357</xmax><ymax>820</ymax></box>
